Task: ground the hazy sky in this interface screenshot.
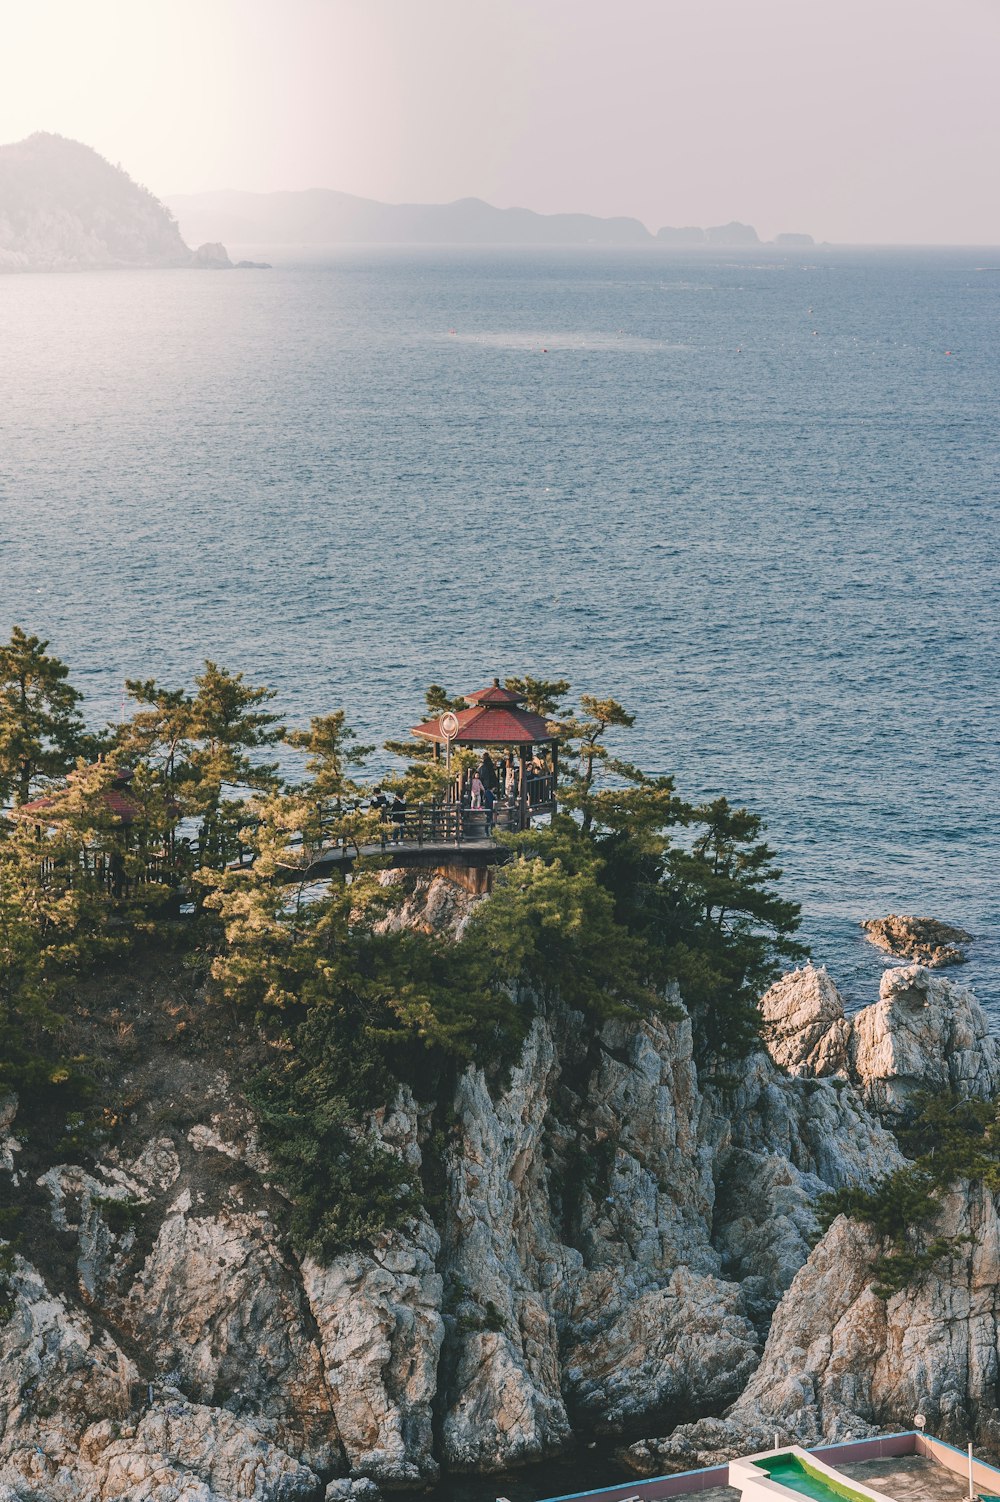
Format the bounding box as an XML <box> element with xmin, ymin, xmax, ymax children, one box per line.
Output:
<box><xmin>2</xmin><ymin>0</ymin><xmax>998</xmax><ymax>243</ymax></box>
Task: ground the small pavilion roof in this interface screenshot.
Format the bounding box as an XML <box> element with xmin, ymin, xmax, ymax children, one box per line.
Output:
<box><xmin>16</xmin><ymin>766</ymin><xmax>140</xmax><ymax>824</ymax></box>
<box><xmin>411</xmin><ymin>680</ymin><xmax>556</xmax><ymax>747</ymax></box>
<box><xmin>464</xmin><ymin>680</ymin><xmax>527</xmax><ymax>707</ymax></box>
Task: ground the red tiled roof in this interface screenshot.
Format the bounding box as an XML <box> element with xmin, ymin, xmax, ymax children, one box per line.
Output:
<box><xmin>411</xmin><ymin>702</ymin><xmax>555</xmax><ymax>746</ymax></box>
<box><xmin>16</xmin><ymin>766</ymin><xmax>140</xmax><ymax>824</ymax></box>
<box><xmin>465</xmin><ymin>681</ymin><xmax>527</xmax><ymax>706</ymax></box>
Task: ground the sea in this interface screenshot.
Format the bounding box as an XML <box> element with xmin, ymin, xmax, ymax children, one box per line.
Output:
<box><xmin>0</xmin><ymin>244</ymin><xmax>997</xmax><ymax>1025</ymax></box>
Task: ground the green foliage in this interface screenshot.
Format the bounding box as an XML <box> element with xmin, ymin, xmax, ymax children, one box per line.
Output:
<box><xmin>818</xmin><ymin>1091</ymin><xmax>1000</xmax><ymax>1296</ymax></box>
<box><xmin>0</xmin><ymin>627</ymin><xmax>86</xmax><ymax>805</ymax></box>
<box><xmin>467</xmin><ymin>817</ymin><xmax>672</xmax><ymax>1024</ymax></box>
<box><xmin>93</xmin><ymin>1195</ymin><xmax>147</xmax><ymax>1236</ymax></box>
<box><xmin>424</xmin><ymin>684</ymin><xmax>467</xmax><ymax>715</ymax></box>
<box><xmin>658</xmin><ymin>798</ymin><xmax>806</xmax><ymax>1060</ymax></box>
<box><xmin>119</xmin><ymin>661</ymin><xmax>284</xmax><ymax>870</ymax></box>
<box><xmin>503</xmin><ymin>676</ymin><xmax>571</xmax><ymax>719</ymax></box>
<box><xmin>246</xmin><ymin>1005</ymin><xmax>422</xmax><ymax>1260</ymax></box>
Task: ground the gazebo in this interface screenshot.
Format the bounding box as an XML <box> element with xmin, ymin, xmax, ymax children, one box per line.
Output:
<box><xmin>410</xmin><ymin>679</ymin><xmax>559</xmax><ymax>831</ymax></box>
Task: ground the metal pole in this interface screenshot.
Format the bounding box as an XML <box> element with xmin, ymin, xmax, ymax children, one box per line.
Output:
<box><xmin>968</xmin><ymin>1440</ymin><xmax>974</xmax><ymax>1499</ymax></box>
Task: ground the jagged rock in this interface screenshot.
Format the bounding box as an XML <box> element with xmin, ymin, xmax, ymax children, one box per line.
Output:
<box><xmin>439</xmin><ymin>1016</ymin><xmax>574</xmax><ymax>1470</ymax></box>
<box><xmin>563</xmin><ymin>1267</ymin><xmax>759</xmax><ymax>1427</ymax></box>
<box><xmin>851</xmin><ymin>964</ymin><xmax>1000</xmax><ymax>1113</ymax></box>
<box><xmin>628</xmin><ymin>1177</ymin><xmax>1000</xmax><ymax>1468</ymax></box>
<box><xmin>704</xmin><ymin>1045</ymin><xmax>901</xmax><ymax>1317</ymax></box>
<box><xmin>862</xmin><ymin>915</ymin><xmax>972</xmax><ymax>968</ymax></box>
<box><xmin>118</xmin><ymin>1200</ymin><xmax>341</xmax><ymax>1474</ymax></box>
<box><xmin>374</xmin><ymin>871</ymin><xmax>480</xmax><ymax>938</ymax></box>
<box><xmin>761</xmin><ymin>962</ymin><xmax>1000</xmax><ymax>1119</ymax></box>
<box><xmin>760</xmin><ymin>965</ymin><xmax>853</xmax><ymax>1077</ymax></box>
<box><xmin>0</xmin><ymin>1253</ymin><xmax>137</xmax><ymax>1498</ymax></box>
<box><xmin>81</xmin><ymin>1399</ymin><xmax>320</xmax><ymax>1501</ymax></box>
<box><xmin>302</xmin><ymin>1221</ymin><xmax>444</xmax><ymax>1485</ymax></box>
<box><xmin>190</xmin><ymin>241</ymin><xmax>233</xmax><ymax>269</ymax></box>
<box><xmin>0</xmin><ymin>1253</ymin><xmax>323</xmax><ymax>1500</ymax></box>
<box><xmin>325</xmin><ymin>1481</ymin><xmax>381</xmax><ymax>1502</ymax></box>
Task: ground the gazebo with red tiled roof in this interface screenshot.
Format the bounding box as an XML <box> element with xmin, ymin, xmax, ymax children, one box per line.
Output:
<box><xmin>17</xmin><ymin>765</ymin><xmax>140</xmax><ymax>825</ymax></box>
<box><xmin>411</xmin><ymin>679</ymin><xmax>559</xmax><ymax>829</ymax></box>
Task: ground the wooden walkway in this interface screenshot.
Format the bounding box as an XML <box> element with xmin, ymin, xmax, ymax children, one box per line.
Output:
<box><xmin>228</xmin><ymin>799</ymin><xmax>556</xmax><ymax>881</ymax></box>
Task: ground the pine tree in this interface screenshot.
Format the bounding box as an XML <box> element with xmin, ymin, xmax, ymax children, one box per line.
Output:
<box><xmin>0</xmin><ymin>628</ymin><xmax>85</xmax><ymax>805</ymax></box>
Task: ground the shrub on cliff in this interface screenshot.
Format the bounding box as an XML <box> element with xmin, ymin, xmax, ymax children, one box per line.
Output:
<box><xmin>818</xmin><ymin>1091</ymin><xmax>1000</xmax><ymax>1295</ymax></box>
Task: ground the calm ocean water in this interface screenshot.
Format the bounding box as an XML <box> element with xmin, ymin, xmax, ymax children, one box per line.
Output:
<box><xmin>0</xmin><ymin>245</ymin><xmax>997</xmax><ymax>1018</ymax></box>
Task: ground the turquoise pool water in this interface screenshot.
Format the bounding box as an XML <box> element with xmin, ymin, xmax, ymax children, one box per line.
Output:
<box><xmin>754</xmin><ymin>1454</ymin><xmax>873</xmax><ymax>1502</ymax></box>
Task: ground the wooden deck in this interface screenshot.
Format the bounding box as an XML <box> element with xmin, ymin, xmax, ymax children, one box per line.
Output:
<box><xmin>227</xmin><ymin>798</ymin><xmax>557</xmax><ymax>881</ymax></box>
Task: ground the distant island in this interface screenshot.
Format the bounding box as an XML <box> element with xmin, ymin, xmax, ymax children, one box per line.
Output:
<box><xmin>167</xmin><ymin>186</ymin><xmax>815</xmax><ymax>250</ymax></box>
<box><xmin>0</xmin><ymin>134</ymin><xmax>266</xmax><ymax>273</ymax></box>
<box><xmin>0</xmin><ymin>132</ymin><xmax>814</xmax><ymax>269</ymax></box>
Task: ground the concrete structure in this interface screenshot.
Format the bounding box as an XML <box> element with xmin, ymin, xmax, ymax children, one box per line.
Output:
<box><xmin>537</xmin><ymin>1433</ymin><xmax>1000</xmax><ymax>1502</ymax></box>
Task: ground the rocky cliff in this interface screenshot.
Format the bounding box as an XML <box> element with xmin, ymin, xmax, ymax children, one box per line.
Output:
<box><xmin>0</xmin><ymin>133</ymin><xmax>190</xmax><ymax>272</ymax></box>
<box><xmin>0</xmin><ymin>883</ymin><xmax>996</xmax><ymax>1501</ymax></box>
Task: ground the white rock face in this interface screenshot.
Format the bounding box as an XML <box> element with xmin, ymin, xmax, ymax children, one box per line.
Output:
<box><xmin>851</xmin><ymin>964</ymin><xmax>1000</xmax><ymax>1113</ymax></box>
<box><xmin>0</xmin><ymin>1255</ymin><xmax>318</xmax><ymax>1500</ymax></box>
<box><xmin>120</xmin><ymin>1203</ymin><xmax>341</xmax><ymax>1474</ymax></box>
<box><xmin>629</xmin><ymin>1178</ymin><xmax>1000</xmax><ymax>1471</ymax></box>
<box><xmin>302</xmin><ymin>1220</ymin><xmax>444</xmax><ymax>1484</ymax></box>
<box><xmin>761</xmin><ymin>961</ymin><xmax>1000</xmax><ymax>1116</ymax></box>
<box><xmin>375</xmin><ymin>871</ymin><xmax>479</xmax><ymax>938</ymax></box>
<box><xmin>80</xmin><ymin>1400</ymin><xmax>320</xmax><ymax>1502</ymax></box>
<box><xmin>760</xmin><ymin>966</ymin><xmax>853</xmax><ymax>1077</ymax></box>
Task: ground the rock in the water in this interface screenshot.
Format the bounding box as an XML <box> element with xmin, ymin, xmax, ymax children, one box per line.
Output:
<box><xmin>862</xmin><ymin>914</ymin><xmax>973</xmax><ymax>967</ymax></box>
<box><xmin>191</xmin><ymin>241</ymin><xmax>233</xmax><ymax>269</ymax></box>
<box><xmin>761</xmin><ymin>961</ymin><xmax>1000</xmax><ymax>1119</ymax></box>
<box><xmin>851</xmin><ymin>963</ymin><xmax>1000</xmax><ymax>1114</ymax></box>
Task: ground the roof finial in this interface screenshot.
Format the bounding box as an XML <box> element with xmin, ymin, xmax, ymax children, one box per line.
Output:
<box><xmin>493</xmin><ymin>676</ymin><xmax>500</xmax><ymax>686</ymax></box>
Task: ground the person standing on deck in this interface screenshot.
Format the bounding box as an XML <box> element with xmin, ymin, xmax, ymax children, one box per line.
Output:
<box><xmin>470</xmin><ymin>771</ymin><xmax>485</xmax><ymax>809</ymax></box>
<box><xmin>482</xmin><ymin>782</ymin><xmax>495</xmax><ymax>834</ymax></box>
<box><xmin>390</xmin><ymin>790</ymin><xmax>407</xmax><ymax>842</ymax></box>
<box><xmin>479</xmin><ymin>751</ymin><xmax>498</xmax><ymax>796</ymax></box>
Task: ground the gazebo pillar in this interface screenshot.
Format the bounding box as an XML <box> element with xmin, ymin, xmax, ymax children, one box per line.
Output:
<box><xmin>518</xmin><ymin>746</ymin><xmax>528</xmax><ymax>831</ymax></box>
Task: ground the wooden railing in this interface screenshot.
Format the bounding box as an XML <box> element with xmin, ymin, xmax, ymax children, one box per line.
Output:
<box><xmin>27</xmin><ymin>777</ymin><xmax>560</xmax><ymax>890</ymax></box>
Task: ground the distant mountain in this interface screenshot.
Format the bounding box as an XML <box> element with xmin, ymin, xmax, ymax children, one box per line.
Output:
<box><xmin>0</xmin><ymin>137</ymin><xmax>814</xmax><ymax>265</ymax></box>
<box><xmin>656</xmin><ymin>221</ymin><xmax>775</xmax><ymax>247</ymax></box>
<box><xmin>165</xmin><ymin>188</ymin><xmax>656</xmax><ymax>248</ymax></box>
<box><xmin>0</xmin><ymin>133</ymin><xmax>191</xmax><ymax>272</ymax></box>
<box><xmin>167</xmin><ymin>190</ymin><xmax>815</xmax><ymax>251</ymax></box>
